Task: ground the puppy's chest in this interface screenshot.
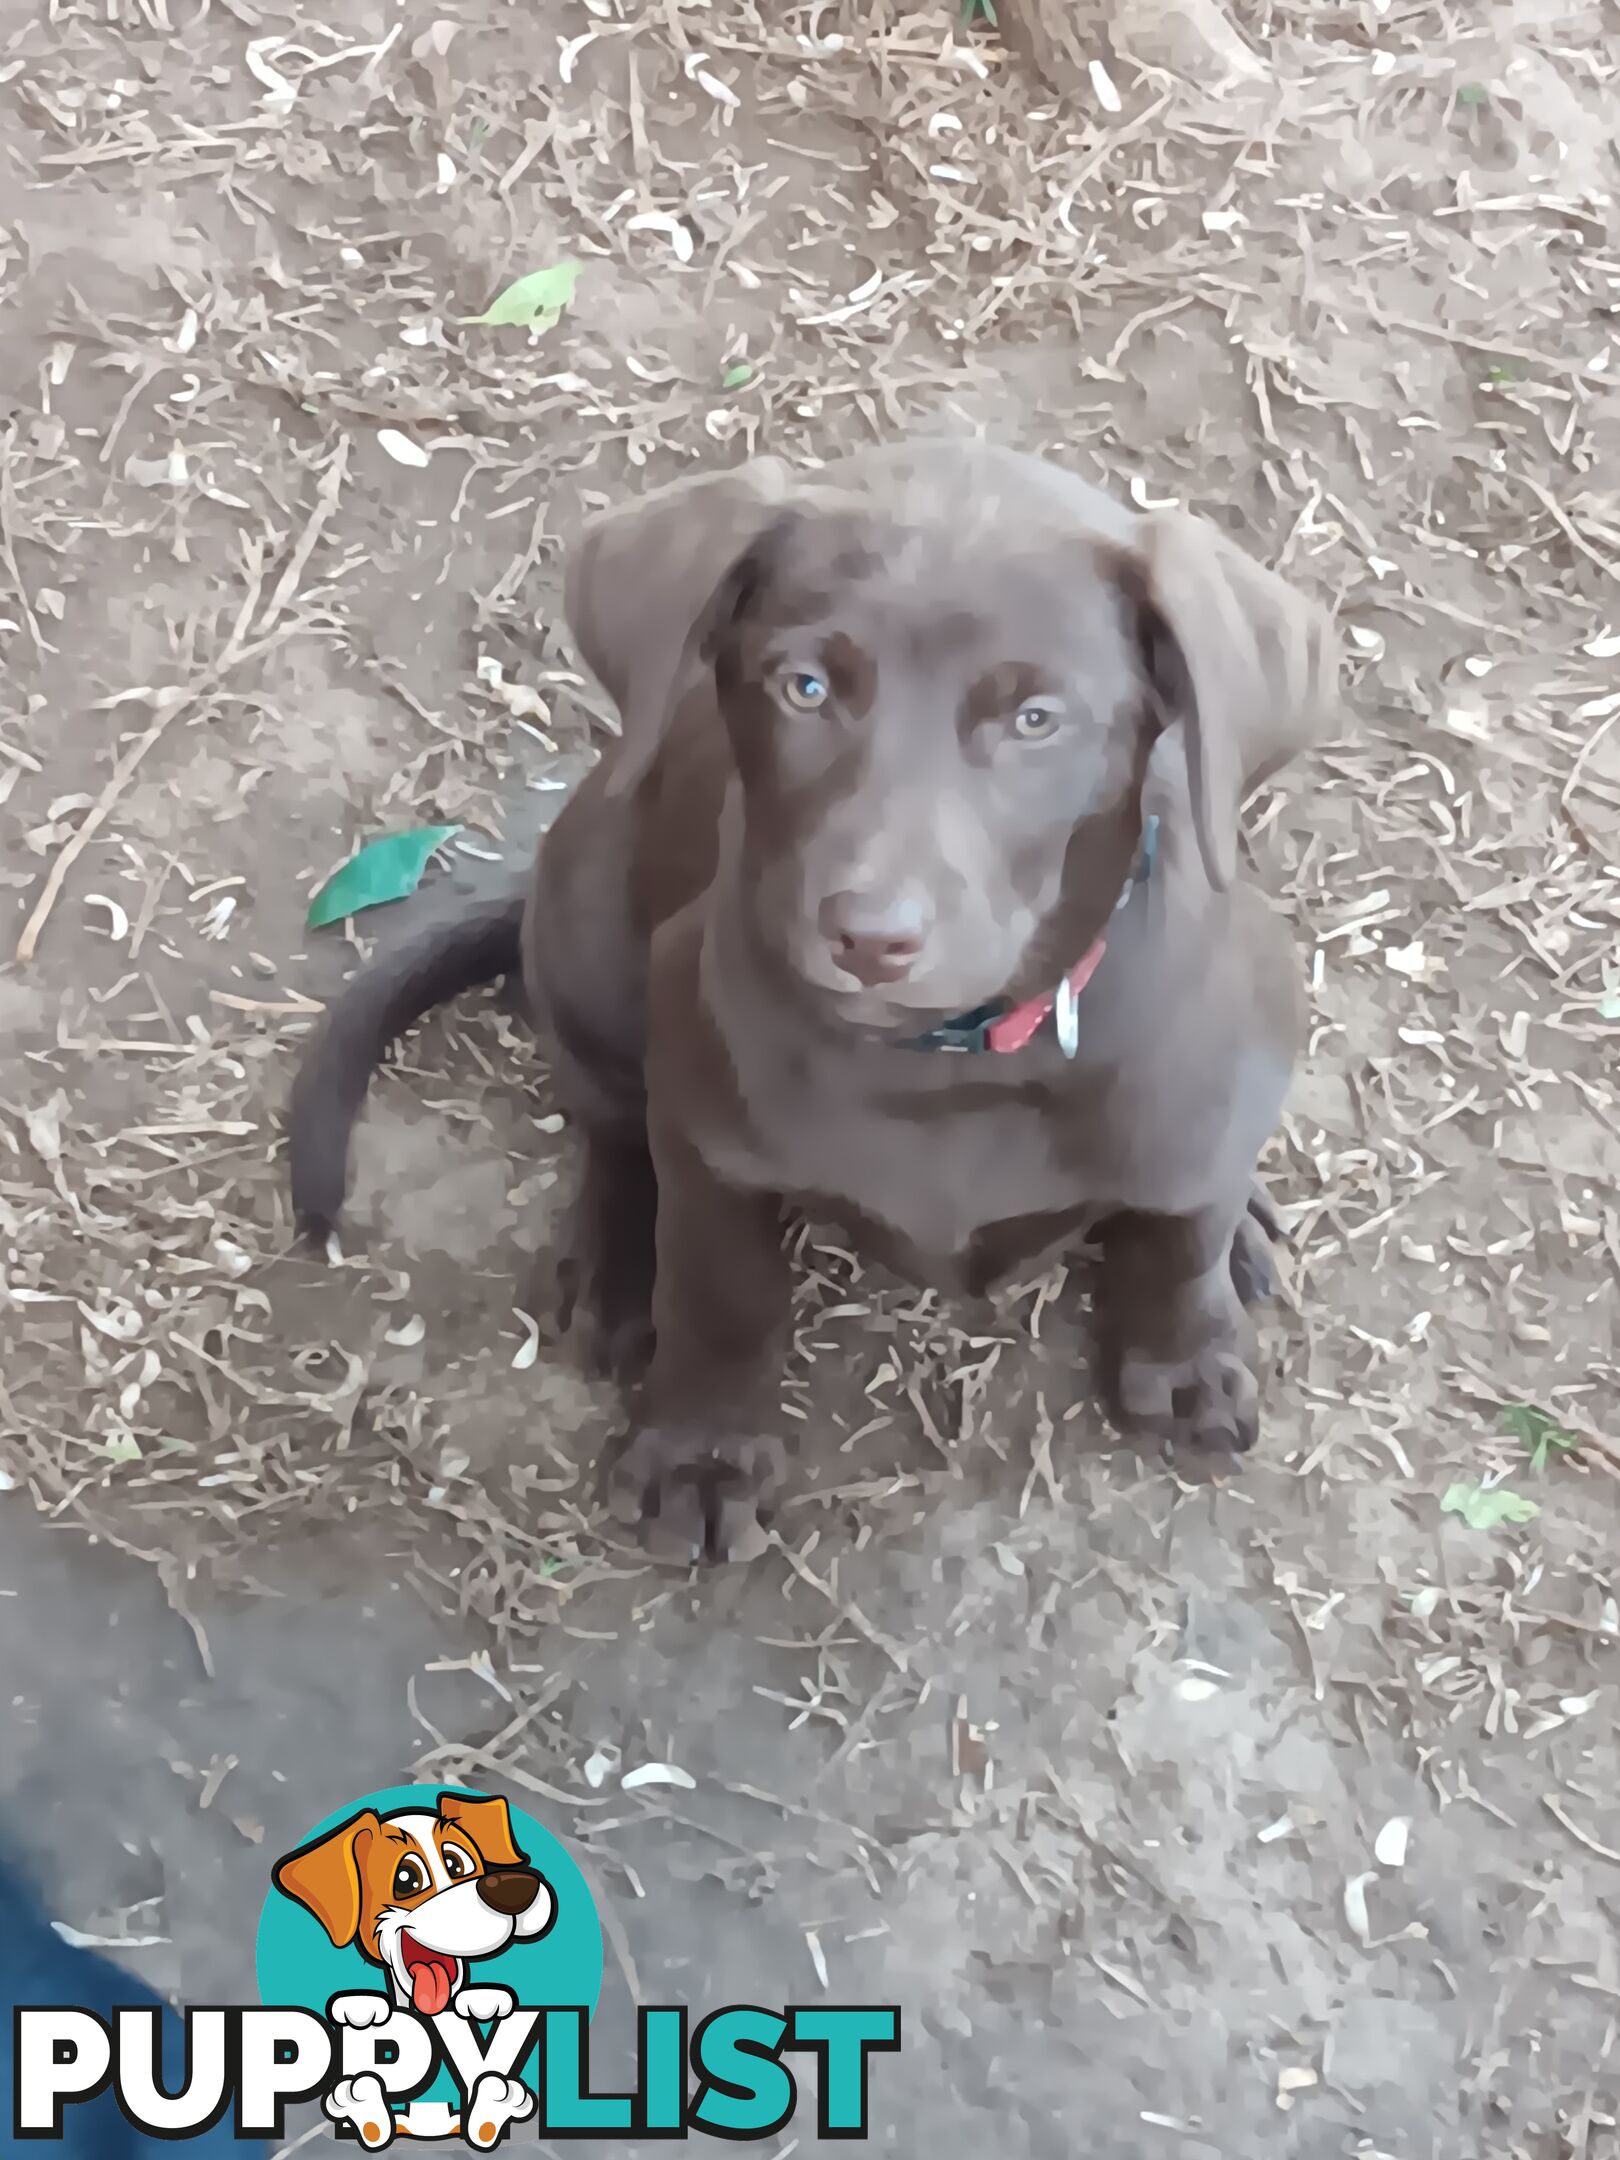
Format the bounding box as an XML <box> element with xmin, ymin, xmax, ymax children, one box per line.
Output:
<box><xmin>712</xmin><ymin>1058</ymin><xmax>1093</xmax><ymax>1272</ymax></box>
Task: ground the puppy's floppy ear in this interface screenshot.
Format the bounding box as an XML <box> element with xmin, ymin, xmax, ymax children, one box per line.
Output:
<box><xmin>438</xmin><ymin>1792</ymin><xmax>527</xmax><ymax>1870</ymax></box>
<box><xmin>564</xmin><ymin>458</ymin><xmax>798</xmax><ymax>797</ymax></box>
<box><xmin>1133</xmin><ymin>511</ymin><xmax>1338</xmax><ymax>890</ymax></box>
<box><xmin>271</xmin><ymin>1809</ymin><xmax>381</xmax><ymax>1947</ymax></box>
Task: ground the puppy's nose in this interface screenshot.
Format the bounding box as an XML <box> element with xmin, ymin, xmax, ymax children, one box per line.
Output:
<box><xmin>476</xmin><ymin>1868</ymin><xmax>541</xmax><ymax>1916</ymax></box>
<box><xmin>819</xmin><ymin>890</ymin><xmax>930</xmax><ymax>987</ymax></box>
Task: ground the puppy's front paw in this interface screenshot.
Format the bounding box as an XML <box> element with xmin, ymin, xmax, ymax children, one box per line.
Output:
<box><xmin>463</xmin><ymin>2073</ymin><xmax>535</xmax><ymax>2149</ymax></box>
<box><xmin>329</xmin><ymin>1992</ymin><xmax>394</xmax><ymax>2030</ymax></box>
<box><xmin>326</xmin><ymin>2073</ymin><xmax>395</xmax><ymax>2148</ymax></box>
<box><xmin>1115</xmin><ymin>1334</ymin><xmax>1260</xmax><ymax>1459</ymax></box>
<box><xmin>451</xmin><ymin>1985</ymin><xmax>515</xmax><ymax>2024</ymax></box>
<box><xmin>606</xmin><ymin>1424</ymin><xmax>786</xmax><ymax>1564</ymax></box>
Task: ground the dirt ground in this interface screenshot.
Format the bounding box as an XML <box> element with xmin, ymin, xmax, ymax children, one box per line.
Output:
<box><xmin>3</xmin><ymin>0</ymin><xmax>1620</xmax><ymax>2152</ymax></box>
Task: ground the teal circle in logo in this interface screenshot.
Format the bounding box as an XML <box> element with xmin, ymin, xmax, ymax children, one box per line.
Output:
<box><xmin>255</xmin><ymin>1783</ymin><xmax>602</xmax><ymax>2117</ymax></box>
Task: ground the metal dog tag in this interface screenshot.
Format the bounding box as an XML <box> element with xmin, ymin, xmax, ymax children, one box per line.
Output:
<box><xmin>1054</xmin><ymin>974</ymin><xmax>1081</xmax><ymax>1059</ymax></box>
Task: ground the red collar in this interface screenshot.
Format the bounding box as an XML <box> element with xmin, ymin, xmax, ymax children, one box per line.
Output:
<box><xmin>903</xmin><ymin>815</ymin><xmax>1157</xmax><ymax>1059</ymax></box>
<box><xmin>983</xmin><ymin>936</ymin><xmax>1108</xmax><ymax>1053</ymax></box>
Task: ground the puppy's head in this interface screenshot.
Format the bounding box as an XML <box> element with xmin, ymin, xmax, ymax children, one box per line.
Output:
<box><xmin>272</xmin><ymin>1793</ymin><xmax>556</xmax><ymax>2016</ymax></box>
<box><xmin>710</xmin><ymin>504</ymin><xmax>1166</xmax><ymax>1022</ymax></box>
<box><xmin>567</xmin><ymin>457</ymin><xmax>1336</xmax><ymax>1028</ymax></box>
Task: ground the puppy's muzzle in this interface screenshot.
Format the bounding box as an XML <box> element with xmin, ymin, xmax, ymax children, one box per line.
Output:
<box><xmin>476</xmin><ymin>1867</ymin><xmax>544</xmax><ymax>1916</ymax></box>
<box><xmin>817</xmin><ymin>885</ymin><xmax>932</xmax><ymax>988</ymax></box>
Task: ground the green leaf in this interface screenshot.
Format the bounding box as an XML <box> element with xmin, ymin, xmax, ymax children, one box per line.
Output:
<box><xmin>101</xmin><ymin>1436</ymin><xmax>142</xmax><ymax>1463</ymax></box>
<box><xmin>1485</xmin><ymin>364</ymin><xmax>1517</xmax><ymax>385</ymax></box>
<box><xmin>961</xmin><ymin>0</ymin><xmax>997</xmax><ymax>20</ymax></box>
<box><xmin>1457</xmin><ymin>83</ymin><xmax>1488</xmax><ymax>107</ymax></box>
<box><xmin>1440</xmin><ymin>1480</ymin><xmax>1540</xmax><ymax>1530</ymax></box>
<box><xmin>722</xmin><ymin>361</ymin><xmax>754</xmax><ymax>389</ymax></box>
<box><xmin>307</xmin><ymin>825</ymin><xmax>462</xmax><ymax>930</ymax></box>
<box><xmin>1502</xmin><ymin>1402</ymin><xmax>1577</xmax><ymax>1474</ymax></box>
<box><xmin>459</xmin><ymin>260</ymin><xmax>580</xmax><ymax>331</ymax></box>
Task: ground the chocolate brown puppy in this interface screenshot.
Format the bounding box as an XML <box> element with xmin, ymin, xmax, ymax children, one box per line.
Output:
<box><xmin>288</xmin><ymin>440</ymin><xmax>1335</xmax><ymax>1562</ymax></box>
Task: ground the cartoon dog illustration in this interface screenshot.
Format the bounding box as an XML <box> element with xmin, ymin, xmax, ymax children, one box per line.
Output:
<box><xmin>272</xmin><ymin>1792</ymin><xmax>556</xmax><ymax>2147</ymax></box>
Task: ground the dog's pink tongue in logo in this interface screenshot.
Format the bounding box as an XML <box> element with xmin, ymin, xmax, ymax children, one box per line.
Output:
<box><xmin>402</xmin><ymin>1937</ymin><xmax>455</xmax><ymax>2016</ymax></box>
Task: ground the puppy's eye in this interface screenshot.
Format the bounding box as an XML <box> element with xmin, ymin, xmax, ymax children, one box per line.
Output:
<box><xmin>1012</xmin><ymin>702</ymin><xmax>1062</xmax><ymax>741</ymax></box>
<box><xmin>392</xmin><ymin>1857</ymin><xmax>428</xmax><ymax>1899</ymax></box>
<box><xmin>779</xmin><ymin>671</ymin><xmax>829</xmax><ymax>711</ymax></box>
<box><xmin>442</xmin><ymin>1845</ymin><xmax>474</xmax><ymax>1881</ymax></box>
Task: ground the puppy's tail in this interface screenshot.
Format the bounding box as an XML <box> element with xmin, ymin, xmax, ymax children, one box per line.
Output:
<box><xmin>287</xmin><ymin>885</ymin><xmax>526</xmax><ymax>1238</ymax></box>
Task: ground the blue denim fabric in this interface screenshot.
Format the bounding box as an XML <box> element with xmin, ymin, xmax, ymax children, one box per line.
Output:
<box><xmin>0</xmin><ymin>1850</ymin><xmax>265</xmax><ymax>2157</ymax></box>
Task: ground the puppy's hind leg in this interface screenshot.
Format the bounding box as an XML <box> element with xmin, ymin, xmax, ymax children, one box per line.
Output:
<box><xmin>1229</xmin><ymin>1178</ymin><xmax>1291</xmax><ymax>1309</ymax></box>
